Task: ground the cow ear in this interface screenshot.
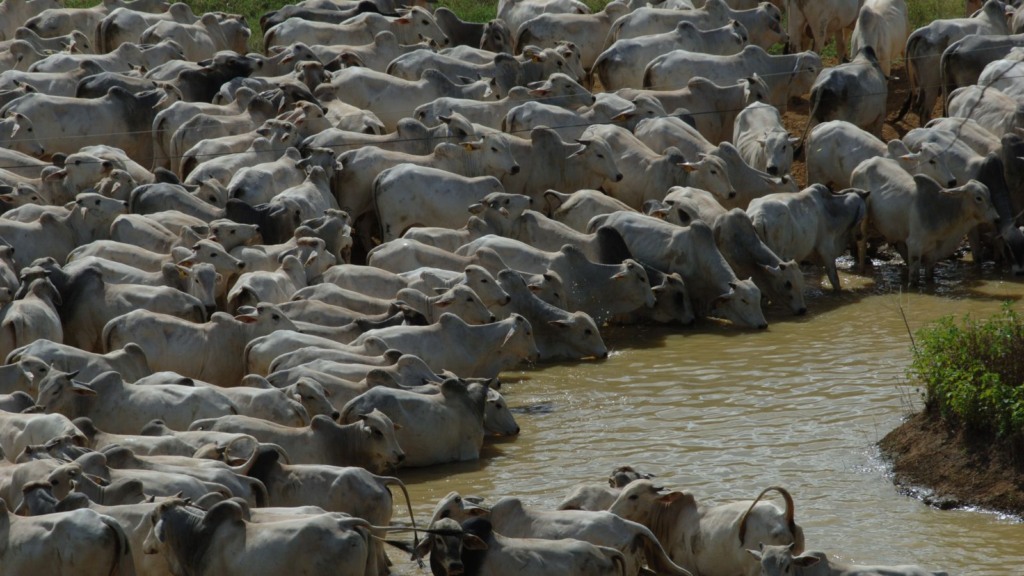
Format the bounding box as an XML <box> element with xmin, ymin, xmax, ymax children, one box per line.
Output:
<box><xmin>794</xmin><ymin>554</ymin><xmax>821</xmax><ymax>568</ymax></box>
<box><xmin>548</xmin><ymin>319</ymin><xmax>570</xmax><ymax>329</ymax></box>
<box><xmin>203</xmin><ymin>500</ymin><xmax>246</xmax><ymax>529</ymax></box>
<box><xmin>413</xmin><ymin>536</ymin><xmax>433</xmax><ymax>560</ymax></box>
<box><xmin>70</xmin><ymin>380</ymin><xmax>97</xmax><ymax>396</ymax></box>
<box><xmin>467</xmin><ymin>203</ymin><xmax>484</xmax><ymax>214</ymax></box>
<box><xmin>746</xmin><ymin>549</ymin><xmax>763</xmax><ymax>561</ymax></box>
<box><xmin>463</xmin><ymin>534</ymin><xmax>489</xmax><ymax>550</ymax></box>
<box><xmin>913</xmin><ymin>174</ymin><xmax>944</xmax><ymax>194</ymax></box>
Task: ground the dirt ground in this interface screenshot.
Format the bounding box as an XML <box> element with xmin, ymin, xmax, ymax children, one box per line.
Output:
<box><xmin>879</xmin><ymin>411</ymin><xmax>1024</xmax><ymax>515</ymax></box>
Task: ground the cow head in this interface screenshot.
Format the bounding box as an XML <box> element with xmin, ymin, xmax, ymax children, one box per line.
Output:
<box><xmin>677</xmin><ymin>152</ymin><xmax>735</xmax><ymax>201</ymax></box>
<box><xmin>429</xmin><ymin>491</ymin><xmax>489</xmax><ymax>526</ymax></box>
<box><xmin>568</xmin><ymin>136</ymin><xmax>622</xmax><ymax>183</ymax></box>
<box><xmin>710</xmin><ymin>277</ymin><xmax>768</xmax><ymax>330</ymax></box>
<box><xmin>396</xmin><ymin>6</ymin><xmax>450</xmax><ymax>46</ymax></box>
<box><xmin>747</xmin><ymin>543</ymin><xmax>821</xmax><ymax>576</ymax></box>
<box><xmin>328</xmin><ymin>409</ymin><xmax>404</xmax><ymax>473</ymax></box>
<box><xmin>414</xmin><ymin>517</ymin><xmax>488</xmax><ymax>576</ymax></box>
<box><xmin>608</xmin><ymin>479</ymin><xmax>698</xmax><ymax>531</ymax></box>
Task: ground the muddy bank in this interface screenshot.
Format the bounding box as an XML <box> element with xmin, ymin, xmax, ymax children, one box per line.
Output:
<box><xmin>879</xmin><ymin>410</ymin><xmax>1024</xmax><ymax>516</ymax></box>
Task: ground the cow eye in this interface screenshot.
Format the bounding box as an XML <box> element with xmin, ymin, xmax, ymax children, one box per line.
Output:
<box><xmin>785</xmin><ymin>281</ymin><xmax>792</xmax><ymax>289</ymax></box>
<box><xmin>372</xmin><ymin>429</ymin><xmax>384</xmax><ymax>438</ymax></box>
<box><xmin>480</xmin><ymin>279</ymin><xmax>488</xmax><ymax>283</ymax></box>
<box><xmin>491</xmin><ymin>147</ymin><xmax>498</xmax><ymax>152</ymax></box>
<box><xmin>629</xmin><ymin>494</ymin><xmax>638</xmax><ymax>500</ymax></box>
<box><xmin>596</xmin><ymin>154</ymin><xmax>604</xmax><ymax>159</ymax></box>
<box><xmin>584</xmin><ymin>329</ymin><xmax>592</xmax><ymax>335</ymax></box>
<box><xmin>466</xmin><ymin>297</ymin><xmax>473</xmax><ymax>302</ymax></box>
<box><xmin>272</xmin><ymin>314</ymin><xmax>280</xmax><ymax>320</ymax></box>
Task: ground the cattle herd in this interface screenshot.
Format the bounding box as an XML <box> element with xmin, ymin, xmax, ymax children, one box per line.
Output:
<box><xmin>0</xmin><ymin>0</ymin><xmax>1020</xmax><ymax>573</ymax></box>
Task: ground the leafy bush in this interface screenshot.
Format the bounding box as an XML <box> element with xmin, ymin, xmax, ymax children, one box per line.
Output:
<box><xmin>911</xmin><ymin>304</ymin><xmax>1024</xmax><ymax>443</ymax></box>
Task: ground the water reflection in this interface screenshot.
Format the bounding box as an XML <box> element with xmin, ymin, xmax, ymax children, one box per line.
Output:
<box><xmin>389</xmin><ymin>264</ymin><xmax>1024</xmax><ymax>575</ymax></box>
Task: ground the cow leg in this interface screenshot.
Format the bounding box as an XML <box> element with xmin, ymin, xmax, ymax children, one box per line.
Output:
<box><xmin>824</xmin><ymin>259</ymin><xmax>841</xmax><ymax>292</ymax></box>
<box><xmin>856</xmin><ymin>217</ymin><xmax>870</xmax><ymax>273</ymax></box>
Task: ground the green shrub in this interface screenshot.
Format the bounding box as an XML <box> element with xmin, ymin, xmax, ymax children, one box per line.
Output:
<box><xmin>911</xmin><ymin>304</ymin><xmax>1024</xmax><ymax>442</ymax></box>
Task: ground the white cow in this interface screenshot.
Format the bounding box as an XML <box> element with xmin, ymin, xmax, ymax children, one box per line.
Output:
<box><xmin>351</xmin><ymin>313</ymin><xmax>540</xmax><ymax>378</ymax></box>
<box><xmin>642</xmin><ymin>46</ymin><xmax>822</xmax><ymax>113</ymax></box>
<box><xmin>850</xmin><ymin>158</ymin><xmax>1000</xmax><ymax>282</ymax></box>
<box><xmin>947</xmin><ymin>84</ymin><xmax>1024</xmax><ymax>138</ymax></box>
<box><xmin>748</xmin><ymin>185</ymin><xmax>867</xmax><ymax>291</ymax></box>
<box><xmin>264</xmin><ymin>6</ymin><xmax>449</xmax><ymax>50</ymax></box>
<box><xmin>515</xmin><ymin>2</ymin><xmax>630</xmax><ymax>72</ymax></box>
<box><xmin>102</xmin><ymin>303</ymin><xmax>298</xmax><ymax>387</ymax></box>
<box><xmin>849</xmin><ymin>0</ymin><xmax>908</xmax><ymax>77</ymax></box>
<box><xmin>188</xmin><ymin>410</ymin><xmax>404</xmax><ymax>473</ymax></box>
<box><xmin>590</xmin><ymin>211</ymin><xmax>766</xmax><ymax>328</ymax></box>
<box><xmin>0</xmin><ymin>502</ymin><xmax>136</xmax><ymax>576</ymax></box>
<box><xmin>35</xmin><ymin>369</ymin><xmax>238</xmax><ymax>435</ymax></box>
<box><xmin>430</xmin><ymin>492</ymin><xmax>692</xmax><ymax>576</ymax></box>
<box><xmin>374</xmin><ymin>164</ymin><xmax>505</xmax><ymax>242</ymax></box>
<box><xmin>609</xmin><ymin>480</ymin><xmax>804</xmax><ymax>576</ymax></box>
<box><xmin>605</xmin><ymin>0</ymin><xmax>785</xmax><ymax>50</ymax></box>
<box><xmin>592</xmin><ymin>20</ymin><xmax>749</xmax><ymax>90</ymax></box>
<box><xmin>805</xmin><ymin>47</ymin><xmax>888</xmax><ymax>138</ymax></box>
<box><xmin>804</xmin><ymin>121</ymin><xmax>958</xmax><ymax>190</ymax></box>
<box><xmin>143</xmin><ymin>499</ymin><xmax>381</xmax><ymax>576</ymax></box>
<box><xmin>580</xmin><ymin>124</ymin><xmax>735</xmax><ymax>209</ymax></box>
<box><xmin>785</xmin><ymin>0</ymin><xmax>862</xmax><ymax>60</ymax></box>
<box><xmin>342</xmin><ymin>379</ymin><xmax>489</xmax><ymax>467</ymax></box>
<box><xmin>415</xmin><ymin>517</ymin><xmax>629</xmax><ymax>576</ymax></box>
<box><xmin>733</xmin><ymin>102</ymin><xmax>796</xmax><ymax>178</ymax></box>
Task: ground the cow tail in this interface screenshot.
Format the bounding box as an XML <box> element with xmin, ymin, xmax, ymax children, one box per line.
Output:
<box><xmin>376</xmin><ymin>474</ymin><xmax>419</xmax><ymax>549</ymax></box>
<box><xmin>101</xmin><ymin>319</ymin><xmax>119</xmax><ymax>354</ymax></box>
<box><xmin>939</xmin><ymin>46</ymin><xmax>957</xmax><ymax>118</ymax></box>
<box><xmin>590</xmin><ymin>54</ymin><xmax>606</xmax><ymax>92</ymax></box>
<box><xmin>633</xmin><ymin>523</ymin><xmax>693</xmax><ymax>576</ymax></box>
<box><xmin>795</xmin><ymin>86</ymin><xmax>822</xmax><ymax>160</ymax></box>
<box><xmin>371</xmin><ymin>171</ymin><xmax>389</xmax><ymax>243</ymax></box>
<box><xmin>642</xmin><ymin>62</ymin><xmax>655</xmax><ymax>89</ymax></box>
<box><xmin>602</xmin><ymin>16</ymin><xmax>625</xmax><ymax>54</ymax></box>
<box><xmin>896</xmin><ymin>34</ymin><xmax>922</xmax><ymax>121</ymax></box>
<box><xmin>737</xmin><ymin>486</ymin><xmax>798</xmax><ymax>549</ymax></box>
<box><xmin>608</xmin><ymin>548</ymin><xmax>629</xmax><ymax>576</ymax></box>
<box><xmin>97</xmin><ymin>16</ymin><xmax>114</xmax><ymax>55</ymax></box>
<box><xmin>102</xmin><ymin>515</ymin><xmax>137</xmax><ymax>576</ymax></box>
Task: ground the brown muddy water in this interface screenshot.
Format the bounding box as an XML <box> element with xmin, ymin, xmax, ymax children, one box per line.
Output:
<box><xmin>387</xmin><ymin>260</ymin><xmax>1024</xmax><ymax>575</ymax></box>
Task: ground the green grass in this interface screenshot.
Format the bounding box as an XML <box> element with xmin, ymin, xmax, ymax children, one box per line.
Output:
<box><xmin>910</xmin><ymin>304</ymin><xmax>1024</xmax><ymax>449</ymax></box>
<box><xmin>908</xmin><ymin>0</ymin><xmax>969</xmax><ymax>30</ymax></box>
